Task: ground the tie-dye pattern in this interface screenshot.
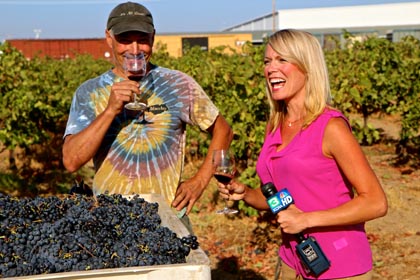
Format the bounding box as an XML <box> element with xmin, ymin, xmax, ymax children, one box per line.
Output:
<box><xmin>64</xmin><ymin>67</ymin><xmax>219</xmax><ymax>204</ymax></box>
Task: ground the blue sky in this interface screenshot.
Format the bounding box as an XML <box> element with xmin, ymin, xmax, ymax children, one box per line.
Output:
<box><xmin>0</xmin><ymin>0</ymin><xmax>418</xmax><ymax>40</ymax></box>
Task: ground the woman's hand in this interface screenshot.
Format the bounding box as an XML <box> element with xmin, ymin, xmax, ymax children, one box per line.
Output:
<box><xmin>217</xmin><ymin>181</ymin><xmax>271</xmax><ymax>211</ymax></box>
<box><xmin>276</xmin><ymin>205</ymin><xmax>307</xmax><ymax>234</ymax></box>
<box><xmin>217</xmin><ymin>179</ymin><xmax>246</xmax><ymax>201</ymax></box>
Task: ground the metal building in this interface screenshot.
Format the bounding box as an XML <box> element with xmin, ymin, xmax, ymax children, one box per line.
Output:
<box><xmin>223</xmin><ymin>2</ymin><xmax>420</xmax><ymax>45</ymax></box>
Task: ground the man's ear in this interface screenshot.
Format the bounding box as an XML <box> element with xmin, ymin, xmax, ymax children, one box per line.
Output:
<box><xmin>105</xmin><ymin>30</ymin><xmax>113</xmax><ymax>49</ymax></box>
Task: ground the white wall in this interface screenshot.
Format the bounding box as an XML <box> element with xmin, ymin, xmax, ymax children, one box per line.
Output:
<box><xmin>278</xmin><ymin>3</ymin><xmax>420</xmax><ymax>30</ymax></box>
<box><xmin>225</xmin><ymin>2</ymin><xmax>420</xmax><ymax>32</ymax></box>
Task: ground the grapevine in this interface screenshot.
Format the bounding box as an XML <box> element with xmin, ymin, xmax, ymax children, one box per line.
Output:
<box><xmin>0</xmin><ymin>193</ymin><xmax>199</xmax><ymax>278</ymax></box>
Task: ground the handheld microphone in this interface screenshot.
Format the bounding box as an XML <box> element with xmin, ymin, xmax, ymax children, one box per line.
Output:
<box><xmin>261</xmin><ymin>182</ymin><xmax>330</xmax><ymax>277</ymax></box>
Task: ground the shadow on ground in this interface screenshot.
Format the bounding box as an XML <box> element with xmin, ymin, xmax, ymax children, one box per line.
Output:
<box><xmin>211</xmin><ymin>256</ymin><xmax>267</xmax><ymax>280</ymax></box>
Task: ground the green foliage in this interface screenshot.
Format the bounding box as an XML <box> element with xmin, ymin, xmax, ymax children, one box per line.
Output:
<box><xmin>350</xmin><ymin>120</ymin><xmax>381</xmax><ymax>146</ymax></box>
<box><xmin>0</xmin><ymin>42</ymin><xmax>34</xmax><ymax>149</ymax></box>
<box><xmin>393</xmin><ymin>36</ymin><xmax>420</xmax><ymax>161</ymax></box>
<box><xmin>0</xmin><ymin>43</ymin><xmax>111</xmax><ymax>194</ymax></box>
<box><xmin>237</xmin><ymin>161</ymin><xmax>261</xmax><ymax>216</ymax></box>
<box><xmin>326</xmin><ymin>34</ymin><xmax>420</xmax><ymax>152</ymax></box>
<box><xmin>326</xmin><ymin>35</ymin><xmax>398</xmax><ymax>138</ymax></box>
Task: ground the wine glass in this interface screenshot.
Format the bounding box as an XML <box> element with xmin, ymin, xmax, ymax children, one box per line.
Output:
<box><xmin>123</xmin><ymin>52</ymin><xmax>148</xmax><ymax>115</ymax></box>
<box><xmin>212</xmin><ymin>149</ymin><xmax>238</xmax><ymax>215</ymax></box>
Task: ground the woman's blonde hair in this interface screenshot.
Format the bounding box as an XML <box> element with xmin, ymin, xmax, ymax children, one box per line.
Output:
<box><xmin>266</xmin><ymin>29</ymin><xmax>332</xmax><ymax>133</ymax></box>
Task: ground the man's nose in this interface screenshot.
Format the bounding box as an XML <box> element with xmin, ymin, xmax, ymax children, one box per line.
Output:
<box><xmin>128</xmin><ymin>41</ymin><xmax>140</xmax><ymax>54</ymax></box>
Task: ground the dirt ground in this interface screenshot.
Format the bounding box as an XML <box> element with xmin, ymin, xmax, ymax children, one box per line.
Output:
<box><xmin>189</xmin><ymin>114</ymin><xmax>420</xmax><ymax>280</ymax></box>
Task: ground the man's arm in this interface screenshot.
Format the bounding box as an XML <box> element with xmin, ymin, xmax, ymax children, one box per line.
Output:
<box><xmin>172</xmin><ymin>114</ymin><xmax>233</xmax><ymax>214</ymax></box>
<box><xmin>62</xmin><ymin>109</ymin><xmax>116</xmax><ymax>172</ymax></box>
<box><xmin>63</xmin><ymin>79</ymin><xmax>139</xmax><ymax>172</ymax></box>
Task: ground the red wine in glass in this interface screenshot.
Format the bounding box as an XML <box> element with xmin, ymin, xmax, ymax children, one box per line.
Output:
<box><xmin>214</xmin><ymin>173</ymin><xmax>234</xmax><ymax>184</ymax></box>
<box><xmin>212</xmin><ymin>149</ymin><xmax>238</xmax><ymax>214</ymax></box>
<box><xmin>128</xmin><ymin>75</ymin><xmax>144</xmax><ymax>82</ymax></box>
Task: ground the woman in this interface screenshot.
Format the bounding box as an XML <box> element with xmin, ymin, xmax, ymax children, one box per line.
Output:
<box><xmin>220</xmin><ymin>29</ymin><xmax>388</xmax><ymax>279</ymax></box>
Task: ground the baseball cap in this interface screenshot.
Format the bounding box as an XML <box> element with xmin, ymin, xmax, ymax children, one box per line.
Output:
<box><xmin>107</xmin><ymin>2</ymin><xmax>154</xmax><ymax>35</ymax></box>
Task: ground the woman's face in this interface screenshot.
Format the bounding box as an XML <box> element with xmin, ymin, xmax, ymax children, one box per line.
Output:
<box><xmin>264</xmin><ymin>44</ymin><xmax>306</xmax><ymax>102</ymax></box>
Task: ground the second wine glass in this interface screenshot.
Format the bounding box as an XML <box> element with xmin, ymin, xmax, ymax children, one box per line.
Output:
<box><xmin>212</xmin><ymin>149</ymin><xmax>238</xmax><ymax>215</ymax></box>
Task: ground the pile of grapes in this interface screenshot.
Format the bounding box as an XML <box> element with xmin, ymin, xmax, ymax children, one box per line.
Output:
<box><xmin>0</xmin><ymin>193</ymin><xmax>199</xmax><ymax>278</ymax></box>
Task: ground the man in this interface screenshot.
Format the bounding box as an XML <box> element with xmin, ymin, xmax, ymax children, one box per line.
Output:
<box><xmin>62</xmin><ymin>2</ymin><xmax>233</xmax><ymax>221</ymax></box>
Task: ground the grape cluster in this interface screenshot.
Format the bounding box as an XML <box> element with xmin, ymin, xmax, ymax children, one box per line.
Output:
<box><xmin>0</xmin><ymin>193</ymin><xmax>199</xmax><ymax>278</ymax></box>
<box><xmin>181</xmin><ymin>235</ymin><xmax>200</xmax><ymax>252</ymax></box>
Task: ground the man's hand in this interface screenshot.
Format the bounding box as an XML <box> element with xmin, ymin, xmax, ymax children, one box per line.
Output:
<box><xmin>108</xmin><ymin>80</ymin><xmax>140</xmax><ymax>114</ymax></box>
<box><xmin>172</xmin><ymin>177</ymin><xmax>206</xmax><ymax>215</ymax></box>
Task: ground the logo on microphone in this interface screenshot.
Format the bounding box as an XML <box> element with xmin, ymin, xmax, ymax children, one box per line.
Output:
<box><xmin>267</xmin><ymin>189</ymin><xmax>294</xmax><ymax>213</ymax></box>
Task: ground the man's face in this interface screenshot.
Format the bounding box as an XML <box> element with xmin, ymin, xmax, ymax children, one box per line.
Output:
<box><xmin>106</xmin><ymin>30</ymin><xmax>154</xmax><ymax>77</ymax></box>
